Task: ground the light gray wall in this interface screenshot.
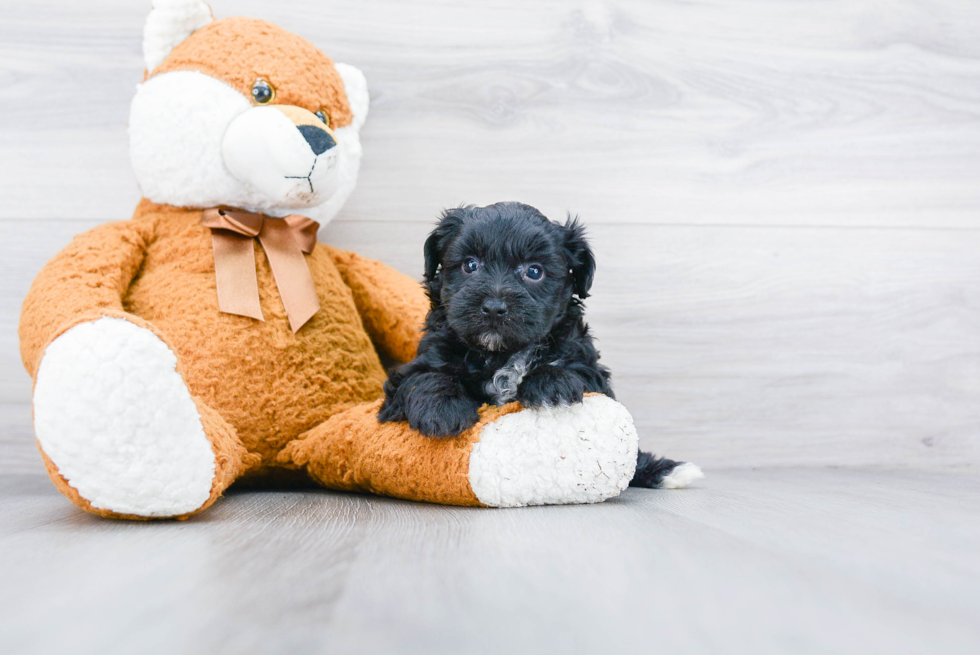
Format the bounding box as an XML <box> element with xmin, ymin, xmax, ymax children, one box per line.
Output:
<box><xmin>2</xmin><ymin>0</ymin><xmax>978</xmax><ymax>471</ymax></box>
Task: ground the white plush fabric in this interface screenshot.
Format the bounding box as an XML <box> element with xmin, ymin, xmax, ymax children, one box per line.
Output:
<box><xmin>222</xmin><ymin>106</ymin><xmax>344</xmax><ymax>207</ymax></box>
<box><xmin>33</xmin><ymin>318</ymin><xmax>216</xmax><ymax>517</ymax></box>
<box><xmin>301</xmin><ymin>122</ymin><xmax>363</xmax><ymax>225</ymax></box>
<box><xmin>129</xmin><ymin>66</ymin><xmax>367</xmax><ymax>227</ymax></box>
<box><xmin>143</xmin><ymin>0</ymin><xmax>213</xmax><ymax>73</ymax></box>
<box><xmin>468</xmin><ymin>395</ymin><xmax>639</xmax><ymax>508</ymax></box>
<box><xmin>130</xmin><ymin>71</ymin><xmax>253</xmax><ymax>210</ymax></box>
<box><xmin>335</xmin><ymin>63</ymin><xmax>369</xmax><ymax>132</ymax></box>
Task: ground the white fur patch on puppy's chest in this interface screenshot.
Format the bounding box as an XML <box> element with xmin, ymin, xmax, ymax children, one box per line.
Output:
<box><xmin>484</xmin><ymin>348</ymin><xmax>538</xmax><ymax>405</ymax></box>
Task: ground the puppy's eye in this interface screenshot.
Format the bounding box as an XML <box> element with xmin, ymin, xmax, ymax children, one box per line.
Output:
<box><xmin>523</xmin><ymin>264</ymin><xmax>545</xmax><ymax>282</ymax></box>
<box><xmin>315</xmin><ymin>110</ymin><xmax>330</xmax><ymax>126</ymax></box>
<box><xmin>251</xmin><ymin>79</ymin><xmax>275</xmax><ymax>105</ymax></box>
<box><xmin>462</xmin><ymin>257</ymin><xmax>481</xmax><ymax>274</ymax></box>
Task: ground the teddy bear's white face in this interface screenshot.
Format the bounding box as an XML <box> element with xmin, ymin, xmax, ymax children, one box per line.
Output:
<box><xmin>128</xmin><ymin>2</ymin><xmax>368</xmax><ymax>225</ymax></box>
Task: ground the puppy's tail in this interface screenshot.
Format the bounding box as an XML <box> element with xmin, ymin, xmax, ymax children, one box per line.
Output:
<box><xmin>629</xmin><ymin>451</ymin><xmax>704</xmax><ymax>489</ymax></box>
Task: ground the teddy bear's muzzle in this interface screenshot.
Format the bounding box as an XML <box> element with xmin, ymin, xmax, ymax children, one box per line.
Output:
<box><xmin>222</xmin><ymin>104</ymin><xmax>344</xmax><ymax>207</ymax></box>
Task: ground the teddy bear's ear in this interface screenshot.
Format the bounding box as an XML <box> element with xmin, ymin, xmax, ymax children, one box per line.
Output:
<box><xmin>334</xmin><ymin>63</ymin><xmax>370</xmax><ymax>132</ymax></box>
<box><xmin>143</xmin><ymin>0</ymin><xmax>214</xmax><ymax>73</ymax></box>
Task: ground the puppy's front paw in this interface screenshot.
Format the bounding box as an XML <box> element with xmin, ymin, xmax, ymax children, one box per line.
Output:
<box><xmin>408</xmin><ymin>395</ymin><xmax>480</xmax><ymax>438</ymax></box>
<box><xmin>518</xmin><ymin>367</ymin><xmax>585</xmax><ymax>408</ymax></box>
<box><xmin>377</xmin><ymin>397</ymin><xmax>405</xmax><ymax>423</ymax></box>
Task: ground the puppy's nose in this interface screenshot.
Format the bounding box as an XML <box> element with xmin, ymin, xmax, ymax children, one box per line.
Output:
<box><xmin>481</xmin><ymin>298</ymin><xmax>508</xmax><ymax>318</ymax></box>
<box><xmin>297</xmin><ymin>125</ymin><xmax>336</xmax><ymax>155</ymax></box>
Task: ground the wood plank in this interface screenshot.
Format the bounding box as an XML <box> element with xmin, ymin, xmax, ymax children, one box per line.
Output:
<box><xmin>0</xmin><ymin>220</ymin><xmax>103</xmax><ymax>404</ymax></box>
<box><xmin>323</xmin><ymin>219</ymin><xmax>980</xmax><ymax>468</ymax></box>
<box><xmin>2</xmin><ymin>0</ymin><xmax>980</xmax><ymax>226</ymax></box>
<box><xmin>4</xmin><ymin>219</ymin><xmax>978</xmax><ymax>469</ymax></box>
<box><xmin>0</xmin><ymin>468</ymin><xmax>978</xmax><ymax>654</ymax></box>
<box><xmin>0</xmin><ymin>405</ymin><xmax>40</xmax><ymax>476</ymax></box>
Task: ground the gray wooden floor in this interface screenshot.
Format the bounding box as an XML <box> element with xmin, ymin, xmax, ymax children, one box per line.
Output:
<box><xmin>1</xmin><ymin>467</ymin><xmax>978</xmax><ymax>655</ymax></box>
<box><xmin>3</xmin><ymin>0</ymin><xmax>980</xmax><ymax>652</ymax></box>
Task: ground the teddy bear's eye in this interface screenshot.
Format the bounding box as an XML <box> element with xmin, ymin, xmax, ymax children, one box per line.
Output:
<box><xmin>315</xmin><ymin>110</ymin><xmax>330</xmax><ymax>126</ymax></box>
<box><xmin>251</xmin><ymin>79</ymin><xmax>275</xmax><ymax>104</ymax></box>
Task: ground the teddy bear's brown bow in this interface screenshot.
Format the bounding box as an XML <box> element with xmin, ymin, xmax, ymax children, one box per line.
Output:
<box><xmin>201</xmin><ymin>208</ymin><xmax>321</xmax><ymax>333</ymax></box>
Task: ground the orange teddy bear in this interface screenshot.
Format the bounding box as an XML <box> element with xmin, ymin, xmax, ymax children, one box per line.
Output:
<box><xmin>19</xmin><ymin>1</ymin><xmax>693</xmax><ymax>520</ymax></box>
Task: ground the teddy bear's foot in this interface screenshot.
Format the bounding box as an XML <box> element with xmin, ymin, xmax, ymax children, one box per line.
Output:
<box><xmin>33</xmin><ymin>317</ymin><xmax>253</xmax><ymax>519</ymax></box>
<box><xmin>278</xmin><ymin>394</ymin><xmax>639</xmax><ymax>508</ymax></box>
<box><xmin>467</xmin><ymin>395</ymin><xmax>639</xmax><ymax>507</ymax></box>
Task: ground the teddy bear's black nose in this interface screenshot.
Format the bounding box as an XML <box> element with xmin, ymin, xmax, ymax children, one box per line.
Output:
<box><xmin>297</xmin><ymin>125</ymin><xmax>336</xmax><ymax>155</ymax></box>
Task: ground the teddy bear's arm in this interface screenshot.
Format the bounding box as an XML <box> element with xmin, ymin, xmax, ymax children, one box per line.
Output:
<box><xmin>19</xmin><ymin>220</ymin><xmax>152</xmax><ymax>377</ymax></box>
<box><xmin>324</xmin><ymin>245</ymin><xmax>428</xmax><ymax>365</ymax></box>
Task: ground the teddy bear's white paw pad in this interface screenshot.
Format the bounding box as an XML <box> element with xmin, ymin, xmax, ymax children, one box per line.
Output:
<box><xmin>469</xmin><ymin>395</ymin><xmax>639</xmax><ymax>507</ymax></box>
<box><xmin>33</xmin><ymin>317</ymin><xmax>215</xmax><ymax>517</ymax></box>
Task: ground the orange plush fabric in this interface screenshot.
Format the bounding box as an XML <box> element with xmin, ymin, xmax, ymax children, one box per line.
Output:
<box><xmin>278</xmin><ymin>400</ymin><xmax>530</xmax><ymax>506</ymax></box>
<box><xmin>18</xmin><ymin>7</ymin><xmax>500</xmax><ymax>520</ymax></box>
<box><xmin>19</xmin><ymin>6</ymin><xmax>643</xmax><ymax>520</ymax></box>
<box><xmin>150</xmin><ymin>17</ymin><xmax>354</xmax><ymax>128</ymax></box>
<box><xmin>327</xmin><ymin>246</ymin><xmax>429</xmax><ymax>366</ymax></box>
<box><xmin>20</xmin><ymin>199</ymin><xmax>428</xmax><ymax>467</ymax></box>
<box><xmin>20</xmin><ymin>194</ymin><xmax>456</xmax><ymax>517</ymax></box>
<box><xmin>122</xmin><ymin>201</ymin><xmax>391</xmax><ymax>467</ymax></box>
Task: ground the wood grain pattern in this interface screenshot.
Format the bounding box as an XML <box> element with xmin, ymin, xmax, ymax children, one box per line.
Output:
<box><xmin>2</xmin><ymin>0</ymin><xmax>979</xmax><ymax>472</ymax></box>
<box><xmin>1</xmin><ymin>0</ymin><xmax>980</xmax><ymax>225</ymax></box>
<box><xmin>1</xmin><ymin>468</ymin><xmax>978</xmax><ymax>654</ymax></box>
<box><xmin>3</xmin><ymin>218</ymin><xmax>977</xmax><ymax>469</ymax></box>
<box><xmin>321</xmin><ymin>219</ymin><xmax>980</xmax><ymax>468</ymax></box>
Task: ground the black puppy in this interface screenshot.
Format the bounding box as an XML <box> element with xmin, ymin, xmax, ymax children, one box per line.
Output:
<box><xmin>378</xmin><ymin>202</ymin><xmax>692</xmax><ymax>489</ymax></box>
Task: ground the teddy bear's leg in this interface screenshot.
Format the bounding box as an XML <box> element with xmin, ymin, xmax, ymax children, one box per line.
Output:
<box><xmin>32</xmin><ymin>317</ymin><xmax>258</xmax><ymax>520</ymax></box>
<box><xmin>278</xmin><ymin>394</ymin><xmax>644</xmax><ymax>507</ymax></box>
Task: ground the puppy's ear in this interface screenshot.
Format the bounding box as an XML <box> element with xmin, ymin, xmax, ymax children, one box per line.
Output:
<box><xmin>424</xmin><ymin>207</ymin><xmax>468</xmax><ymax>282</ymax></box>
<box><xmin>563</xmin><ymin>215</ymin><xmax>596</xmax><ymax>299</ymax></box>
